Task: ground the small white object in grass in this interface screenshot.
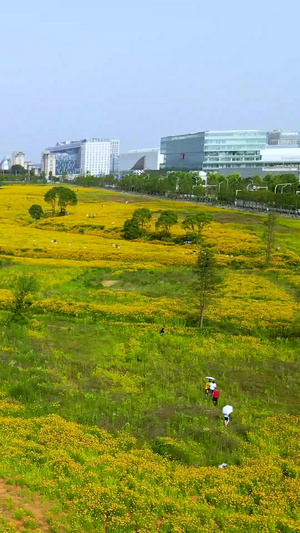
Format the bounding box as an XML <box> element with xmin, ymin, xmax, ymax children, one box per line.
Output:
<box><xmin>218</xmin><ymin>463</ymin><xmax>227</xmax><ymax>468</ymax></box>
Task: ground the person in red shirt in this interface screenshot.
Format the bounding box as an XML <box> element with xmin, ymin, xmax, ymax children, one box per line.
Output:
<box><xmin>212</xmin><ymin>389</ymin><xmax>220</xmax><ymax>406</ymax></box>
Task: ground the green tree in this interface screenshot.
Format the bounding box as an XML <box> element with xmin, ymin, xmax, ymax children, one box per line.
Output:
<box><xmin>155</xmin><ymin>210</ymin><xmax>178</xmax><ymax>235</ymax></box>
<box><xmin>182</xmin><ymin>212</ymin><xmax>214</xmax><ymax>242</ymax></box>
<box><xmin>44</xmin><ymin>187</ymin><xmax>58</xmax><ymax>214</ymax></box>
<box><xmin>263</xmin><ymin>212</ymin><xmax>277</xmax><ymax>266</ymax></box>
<box><xmin>123</xmin><ymin>218</ymin><xmax>141</xmax><ymax>240</ymax></box>
<box><xmin>132</xmin><ymin>208</ymin><xmax>152</xmax><ymax>231</ymax></box>
<box><xmin>10</xmin><ymin>164</ymin><xmax>26</xmax><ymax>175</ymax></box>
<box><xmin>44</xmin><ymin>187</ymin><xmax>77</xmax><ymax>215</ymax></box>
<box><xmin>10</xmin><ymin>274</ymin><xmax>38</xmax><ymax>322</ymax></box>
<box><xmin>28</xmin><ymin>204</ymin><xmax>44</xmax><ymax>221</ymax></box>
<box><xmin>56</xmin><ymin>187</ymin><xmax>77</xmax><ymax>215</ymax></box>
<box><xmin>194</xmin><ymin>247</ymin><xmax>221</xmax><ymax>329</ymax></box>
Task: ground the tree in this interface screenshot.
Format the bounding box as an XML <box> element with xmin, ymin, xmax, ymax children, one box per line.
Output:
<box><xmin>132</xmin><ymin>208</ymin><xmax>152</xmax><ymax>231</ymax></box>
<box><xmin>123</xmin><ymin>218</ymin><xmax>141</xmax><ymax>240</ymax></box>
<box><xmin>194</xmin><ymin>247</ymin><xmax>220</xmax><ymax>329</ymax></box>
<box><xmin>10</xmin><ymin>274</ymin><xmax>38</xmax><ymax>322</ymax></box>
<box><xmin>56</xmin><ymin>187</ymin><xmax>77</xmax><ymax>214</ymax></box>
<box><xmin>263</xmin><ymin>212</ymin><xmax>277</xmax><ymax>266</ymax></box>
<box><xmin>44</xmin><ymin>187</ymin><xmax>58</xmax><ymax>214</ymax></box>
<box><xmin>28</xmin><ymin>204</ymin><xmax>44</xmax><ymax>221</ymax></box>
<box><xmin>10</xmin><ymin>164</ymin><xmax>26</xmax><ymax>175</ymax></box>
<box><xmin>155</xmin><ymin>210</ymin><xmax>178</xmax><ymax>235</ymax></box>
<box><xmin>182</xmin><ymin>212</ymin><xmax>214</xmax><ymax>242</ymax></box>
<box><xmin>44</xmin><ymin>187</ymin><xmax>77</xmax><ymax>215</ymax></box>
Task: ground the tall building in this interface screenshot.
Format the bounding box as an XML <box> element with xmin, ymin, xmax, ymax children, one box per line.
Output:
<box><xmin>110</xmin><ymin>140</ymin><xmax>120</xmax><ymax>173</ymax></box>
<box><xmin>43</xmin><ymin>138</ymin><xmax>119</xmax><ymax>177</ymax></box>
<box><xmin>120</xmin><ymin>148</ymin><xmax>163</xmax><ymax>172</ymax></box>
<box><xmin>12</xmin><ymin>151</ymin><xmax>25</xmax><ymax>167</ymax></box>
<box><xmin>110</xmin><ymin>140</ymin><xmax>120</xmax><ymax>157</ymax></box>
<box><xmin>41</xmin><ymin>151</ymin><xmax>56</xmax><ymax>178</ymax></box>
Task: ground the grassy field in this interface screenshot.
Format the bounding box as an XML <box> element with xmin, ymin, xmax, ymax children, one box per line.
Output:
<box><xmin>0</xmin><ymin>185</ymin><xmax>299</xmax><ymax>532</ymax></box>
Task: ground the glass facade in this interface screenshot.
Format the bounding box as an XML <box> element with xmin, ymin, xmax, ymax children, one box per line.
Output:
<box><xmin>160</xmin><ymin>132</ymin><xmax>205</xmax><ymax>170</ymax></box>
<box><xmin>55</xmin><ymin>149</ymin><xmax>81</xmax><ymax>175</ymax></box>
<box><xmin>203</xmin><ymin>131</ymin><xmax>267</xmax><ymax>171</ymax></box>
<box><xmin>267</xmin><ymin>130</ymin><xmax>300</xmax><ymax>147</ymax></box>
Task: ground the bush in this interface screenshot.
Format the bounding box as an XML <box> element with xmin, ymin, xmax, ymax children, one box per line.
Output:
<box><xmin>123</xmin><ymin>218</ymin><xmax>142</xmax><ymax>240</ymax></box>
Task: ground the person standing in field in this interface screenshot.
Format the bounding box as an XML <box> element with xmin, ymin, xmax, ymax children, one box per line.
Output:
<box><xmin>224</xmin><ymin>413</ymin><xmax>230</xmax><ymax>427</ymax></box>
<box><xmin>160</xmin><ymin>327</ymin><xmax>165</xmax><ymax>336</ymax></box>
<box><xmin>209</xmin><ymin>380</ymin><xmax>217</xmax><ymax>395</ymax></box>
<box><xmin>205</xmin><ymin>380</ymin><xmax>211</xmax><ymax>396</ymax></box>
<box><xmin>212</xmin><ymin>389</ymin><xmax>219</xmax><ymax>406</ymax></box>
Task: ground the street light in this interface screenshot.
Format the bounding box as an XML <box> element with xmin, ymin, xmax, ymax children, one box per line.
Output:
<box><xmin>281</xmin><ymin>183</ymin><xmax>292</xmax><ymax>193</ymax></box>
<box><xmin>236</xmin><ymin>189</ymin><xmax>242</xmax><ymax>196</ymax></box>
<box><xmin>218</xmin><ymin>179</ymin><xmax>228</xmax><ymax>192</ymax></box>
<box><xmin>274</xmin><ymin>182</ymin><xmax>291</xmax><ymax>194</ymax></box>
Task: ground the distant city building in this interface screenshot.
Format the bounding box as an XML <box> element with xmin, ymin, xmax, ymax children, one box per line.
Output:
<box><xmin>203</xmin><ymin>130</ymin><xmax>267</xmax><ymax>173</ymax></box>
<box><xmin>119</xmin><ymin>148</ymin><xmax>163</xmax><ymax>172</ymax></box>
<box><xmin>12</xmin><ymin>151</ymin><xmax>25</xmax><ymax>167</ymax></box>
<box><xmin>261</xmin><ymin>147</ymin><xmax>300</xmax><ymax>174</ymax></box>
<box><xmin>43</xmin><ymin>138</ymin><xmax>119</xmax><ymax>177</ymax></box>
<box><xmin>41</xmin><ymin>151</ymin><xmax>56</xmax><ymax>178</ymax></box>
<box><xmin>160</xmin><ymin>129</ymin><xmax>300</xmax><ymax>177</ymax></box>
<box><xmin>27</xmin><ymin>163</ymin><xmax>41</xmax><ymax>175</ymax></box>
<box><xmin>160</xmin><ymin>133</ymin><xmax>205</xmax><ymax>171</ymax></box>
<box><xmin>110</xmin><ymin>139</ymin><xmax>120</xmax><ymax>173</ymax></box>
<box><xmin>267</xmin><ymin>130</ymin><xmax>300</xmax><ymax>147</ymax></box>
<box><xmin>0</xmin><ymin>157</ymin><xmax>11</xmax><ymax>171</ymax></box>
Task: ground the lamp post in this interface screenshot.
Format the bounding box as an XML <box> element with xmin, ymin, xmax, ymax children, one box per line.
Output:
<box><xmin>281</xmin><ymin>183</ymin><xmax>292</xmax><ymax>193</ymax></box>
<box><xmin>218</xmin><ymin>178</ymin><xmax>229</xmax><ymax>192</ymax></box>
<box><xmin>274</xmin><ymin>182</ymin><xmax>291</xmax><ymax>194</ymax></box>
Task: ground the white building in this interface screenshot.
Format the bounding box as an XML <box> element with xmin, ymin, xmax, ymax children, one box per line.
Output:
<box><xmin>261</xmin><ymin>147</ymin><xmax>300</xmax><ymax>173</ymax></box>
<box><xmin>0</xmin><ymin>157</ymin><xmax>11</xmax><ymax>171</ymax></box>
<box><xmin>43</xmin><ymin>138</ymin><xmax>119</xmax><ymax>177</ymax></box>
<box><xmin>110</xmin><ymin>140</ymin><xmax>120</xmax><ymax>157</ymax></box>
<box><xmin>12</xmin><ymin>151</ymin><xmax>25</xmax><ymax>167</ymax></box>
<box><xmin>80</xmin><ymin>139</ymin><xmax>111</xmax><ymax>176</ymax></box>
<box><xmin>119</xmin><ymin>148</ymin><xmax>163</xmax><ymax>172</ymax></box>
<box><xmin>41</xmin><ymin>151</ymin><xmax>56</xmax><ymax>178</ymax></box>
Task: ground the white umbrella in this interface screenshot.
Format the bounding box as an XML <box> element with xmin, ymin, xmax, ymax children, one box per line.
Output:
<box><xmin>222</xmin><ymin>405</ymin><xmax>233</xmax><ymax>415</ymax></box>
<box><xmin>206</xmin><ymin>376</ymin><xmax>215</xmax><ymax>380</ymax></box>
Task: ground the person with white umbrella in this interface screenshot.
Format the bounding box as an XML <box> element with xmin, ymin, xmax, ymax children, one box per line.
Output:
<box><xmin>205</xmin><ymin>377</ymin><xmax>215</xmax><ymax>396</ymax></box>
<box><xmin>222</xmin><ymin>405</ymin><xmax>233</xmax><ymax>427</ymax></box>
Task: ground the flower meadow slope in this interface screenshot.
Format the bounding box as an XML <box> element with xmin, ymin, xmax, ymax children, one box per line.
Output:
<box><xmin>0</xmin><ymin>185</ymin><xmax>299</xmax><ymax>532</ymax></box>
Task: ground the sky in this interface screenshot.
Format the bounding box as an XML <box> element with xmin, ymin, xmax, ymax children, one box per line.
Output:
<box><xmin>1</xmin><ymin>0</ymin><xmax>300</xmax><ymax>162</ymax></box>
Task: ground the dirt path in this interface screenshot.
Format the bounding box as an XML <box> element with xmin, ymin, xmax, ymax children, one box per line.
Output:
<box><xmin>0</xmin><ymin>478</ymin><xmax>55</xmax><ymax>531</ymax></box>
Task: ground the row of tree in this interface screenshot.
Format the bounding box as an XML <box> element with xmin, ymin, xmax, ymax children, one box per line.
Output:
<box><xmin>123</xmin><ymin>208</ymin><xmax>214</xmax><ymax>242</ymax></box>
<box><xmin>72</xmin><ymin>171</ymin><xmax>300</xmax><ymax>211</ymax></box>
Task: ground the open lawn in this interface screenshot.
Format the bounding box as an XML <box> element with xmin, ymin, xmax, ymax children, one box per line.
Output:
<box><xmin>0</xmin><ymin>185</ymin><xmax>299</xmax><ymax>532</ymax></box>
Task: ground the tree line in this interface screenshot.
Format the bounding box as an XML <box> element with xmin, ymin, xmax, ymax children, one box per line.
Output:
<box><xmin>72</xmin><ymin>171</ymin><xmax>300</xmax><ymax>212</ymax></box>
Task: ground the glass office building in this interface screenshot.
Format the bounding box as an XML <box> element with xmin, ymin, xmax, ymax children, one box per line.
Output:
<box><xmin>55</xmin><ymin>150</ymin><xmax>81</xmax><ymax>175</ymax></box>
<box><xmin>267</xmin><ymin>130</ymin><xmax>300</xmax><ymax>147</ymax></box>
<box><xmin>160</xmin><ymin>132</ymin><xmax>205</xmax><ymax>170</ymax></box>
<box><xmin>203</xmin><ymin>130</ymin><xmax>267</xmax><ymax>172</ymax></box>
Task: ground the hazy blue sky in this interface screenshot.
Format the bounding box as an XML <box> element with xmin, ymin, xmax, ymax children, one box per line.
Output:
<box><xmin>1</xmin><ymin>0</ymin><xmax>300</xmax><ymax>161</ymax></box>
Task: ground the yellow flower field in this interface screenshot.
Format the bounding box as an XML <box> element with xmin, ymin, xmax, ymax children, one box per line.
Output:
<box><xmin>0</xmin><ymin>184</ymin><xmax>299</xmax><ymax>532</ymax></box>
